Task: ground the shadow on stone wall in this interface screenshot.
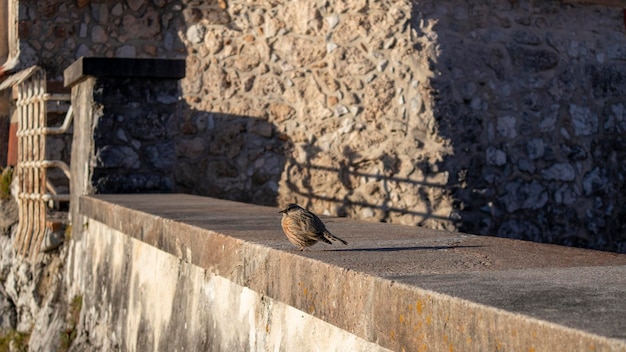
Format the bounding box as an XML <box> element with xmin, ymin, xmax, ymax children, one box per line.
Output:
<box><xmin>281</xmin><ymin>145</ymin><xmax>454</xmax><ymax>227</ymax></box>
<box><xmin>418</xmin><ymin>2</ymin><xmax>626</xmax><ymax>252</ymax></box>
<box><xmin>174</xmin><ymin>110</ymin><xmax>292</xmax><ymax>207</ymax></box>
<box><xmin>89</xmin><ymin>81</ymin><xmax>291</xmax><ymax>207</ymax></box>
<box><xmin>89</xmin><ymin>76</ymin><xmax>181</xmax><ymax>195</ymax></box>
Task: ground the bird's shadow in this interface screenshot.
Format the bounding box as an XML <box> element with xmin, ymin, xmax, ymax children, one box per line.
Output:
<box><xmin>319</xmin><ymin>245</ymin><xmax>483</xmax><ymax>252</ymax></box>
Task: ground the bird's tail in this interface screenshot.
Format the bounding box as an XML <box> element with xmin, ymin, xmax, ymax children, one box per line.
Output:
<box><xmin>324</xmin><ymin>231</ymin><xmax>348</xmax><ymax>245</ymax></box>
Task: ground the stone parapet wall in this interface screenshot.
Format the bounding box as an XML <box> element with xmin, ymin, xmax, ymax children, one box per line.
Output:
<box><xmin>68</xmin><ymin>194</ymin><xmax>626</xmax><ymax>351</ymax></box>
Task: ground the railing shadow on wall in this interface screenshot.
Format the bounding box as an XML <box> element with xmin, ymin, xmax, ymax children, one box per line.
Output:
<box><xmin>172</xmin><ymin>109</ymin><xmax>452</xmax><ymax>222</ymax></box>
<box><xmin>282</xmin><ymin>158</ymin><xmax>453</xmax><ymax>223</ymax></box>
<box><xmin>172</xmin><ymin>108</ymin><xmax>455</xmax><ymax>228</ymax></box>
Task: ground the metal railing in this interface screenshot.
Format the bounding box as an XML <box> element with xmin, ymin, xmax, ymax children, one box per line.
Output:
<box><xmin>1</xmin><ymin>66</ymin><xmax>72</xmax><ymax>258</ymax></box>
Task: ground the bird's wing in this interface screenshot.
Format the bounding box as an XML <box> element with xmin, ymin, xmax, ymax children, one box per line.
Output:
<box><xmin>298</xmin><ymin>211</ymin><xmax>332</xmax><ymax>244</ymax></box>
<box><xmin>307</xmin><ymin>212</ymin><xmax>348</xmax><ymax>245</ymax></box>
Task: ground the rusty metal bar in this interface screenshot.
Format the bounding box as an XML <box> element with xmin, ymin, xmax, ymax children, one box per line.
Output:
<box><xmin>30</xmin><ymin>69</ymin><xmax>46</xmax><ymax>258</ymax></box>
<box><xmin>21</xmin><ymin>160</ymin><xmax>70</xmax><ymax>180</ymax></box>
<box><xmin>42</xmin><ymin>104</ymin><xmax>73</xmax><ymax>135</ymax></box>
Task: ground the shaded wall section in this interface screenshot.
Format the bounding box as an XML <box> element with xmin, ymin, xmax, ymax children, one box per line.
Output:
<box><xmin>65</xmin><ymin>57</ymin><xmax>185</xmax><ymax>227</ymax></box>
<box><xmin>420</xmin><ymin>1</ymin><xmax>626</xmax><ymax>251</ymax></box>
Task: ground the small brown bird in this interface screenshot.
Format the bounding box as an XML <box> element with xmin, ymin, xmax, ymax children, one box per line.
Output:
<box><xmin>279</xmin><ymin>203</ymin><xmax>348</xmax><ymax>251</ymax></box>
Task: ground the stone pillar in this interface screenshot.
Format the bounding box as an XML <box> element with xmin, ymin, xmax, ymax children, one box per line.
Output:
<box><xmin>63</xmin><ymin>57</ymin><xmax>185</xmax><ymax>232</ymax></box>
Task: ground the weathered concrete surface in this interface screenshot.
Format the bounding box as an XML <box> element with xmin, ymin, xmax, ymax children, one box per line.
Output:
<box><xmin>66</xmin><ymin>219</ymin><xmax>388</xmax><ymax>352</ymax></box>
<box><xmin>73</xmin><ymin>193</ymin><xmax>626</xmax><ymax>351</ymax></box>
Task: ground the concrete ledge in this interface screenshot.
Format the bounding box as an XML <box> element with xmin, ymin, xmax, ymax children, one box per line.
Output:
<box><xmin>78</xmin><ymin>194</ymin><xmax>626</xmax><ymax>351</ymax></box>
<box><xmin>63</xmin><ymin>57</ymin><xmax>186</xmax><ymax>87</ymax></box>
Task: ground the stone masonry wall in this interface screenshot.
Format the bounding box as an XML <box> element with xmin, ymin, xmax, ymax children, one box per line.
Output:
<box><xmin>15</xmin><ymin>0</ymin><xmax>186</xmax><ymax>79</ymax></box>
<box><xmin>177</xmin><ymin>0</ymin><xmax>456</xmax><ymax>228</ymax></box>
<box><xmin>89</xmin><ymin>77</ymin><xmax>181</xmax><ymax>194</ymax></box>
<box><xmin>14</xmin><ymin>0</ymin><xmax>626</xmax><ymax>252</ymax></box>
<box><xmin>421</xmin><ymin>1</ymin><xmax>626</xmax><ymax>251</ymax></box>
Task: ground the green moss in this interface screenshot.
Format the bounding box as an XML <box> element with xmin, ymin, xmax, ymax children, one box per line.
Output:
<box><xmin>70</xmin><ymin>296</ymin><xmax>83</xmax><ymax>323</ymax></box>
<box><xmin>0</xmin><ymin>167</ymin><xmax>12</xmax><ymax>200</ymax></box>
<box><xmin>64</xmin><ymin>224</ymin><xmax>73</xmax><ymax>241</ymax></box>
<box><xmin>59</xmin><ymin>295</ymin><xmax>83</xmax><ymax>352</ymax></box>
<box><xmin>0</xmin><ymin>330</ymin><xmax>30</xmax><ymax>352</ymax></box>
<box><xmin>59</xmin><ymin>329</ymin><xmax>76</xmax><ymax>352</ymax></box>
